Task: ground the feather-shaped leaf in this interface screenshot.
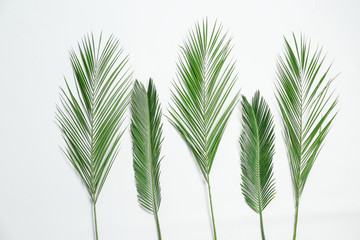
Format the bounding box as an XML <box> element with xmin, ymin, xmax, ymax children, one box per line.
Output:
<box><xmin>168</xmin><ymin>18</ymin><xmax>238</xmax><ymax>239</ymax></box>
<box><xmin>56</xmin><ymin>33</ymin><xmax>132</xmax><ymax>239</ymax></box>
<box><xmin>131</xmin><ymin>79</ymin><xmax>163</xmax><ymax>239</ymax></box>
<box><xmin>169</xmin><ymin>19</ymin><xmax>239</xmax><ymax>181</ymax></box>
<box><xmin>131</xmin><ymin>79</ymin><xmax>163</xmax><ymax>213</ymax></box>
<box><xmin>275</xmin><ymin>34</ymin><xmax>338</xmax><ymax>200</ymax></box>
<box><xmin>240</xmin><ymin>91</ymin><xmax>276</xmax><ymax>213</ymax></box>
<box><xmin>275</xmin><ymin>33</ymin><xmax>338</xmax><ymax>239</ymax></box>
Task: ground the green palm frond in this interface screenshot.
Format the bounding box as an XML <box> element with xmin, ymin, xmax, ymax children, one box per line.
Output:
<box><xmin>169</xmin><ymin>19</ymin><xmax>239</xmax><ymax>239</ymax></box>
<box><xmin>56</xmin><ymin>33</ymin><xmax>132</xmax><ymax>240</ymax></box>
<box><xmin>131</xmin><ymin>79</ymin><xmax>163</xmax><ymax>240</ymax></box>
<box><xmin>240</xmin><ymin>91</ymin><xmax>275</xmax><ymax>240</ymax></box>
<box><xmin>275</xmin><ymin>33</ymin><xmax>338</xmax><ymax>240</ymax></box>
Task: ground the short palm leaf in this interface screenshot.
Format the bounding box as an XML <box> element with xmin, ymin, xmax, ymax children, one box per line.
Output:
<box><xmin>275</xmin><ymin>34</ymin><xmax>338</xmax><ymax>239</ymax></box>
<box><xmin>240</xmin><ymin>91</ymin><xmax>275</xmax><ymax>240</ymax></box>
<box><xmin>131</xmin><ymin>79</ymin><xmax>163</xmax><ymax>239</ymax></box>
<box><xmin>56</xmin><ymin>33</ymin><xmax>132</xmax><ymax>239</ymax></box>
<box><xmin>169</xmin><ymin>19</ymin><xmax>238</xmax><ymax>239</ymax></box>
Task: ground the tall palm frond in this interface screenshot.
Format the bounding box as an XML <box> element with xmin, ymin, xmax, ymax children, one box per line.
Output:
<box><xmin>240</xmin><ymin>91</ymin><xmax>276</xmax><ymax>240</ymax></box>
<box><xmin>131</xmin><ymin>79</ymin><xmax>163</xmax><ymax>240</ymax></box>
<box><xmin>169</xmin><ymin>19</ymin><xmax>239</xmax><ymax>239</ymax></box>
<box><xmin>56</xmin><ymin>33</ymin><xmax>132</xmax><ymax>240</ymax></box>
<box><xmin>275</xmin><ymin>34</ymin><xmax>338</xmax><ymax>240</ymax></box>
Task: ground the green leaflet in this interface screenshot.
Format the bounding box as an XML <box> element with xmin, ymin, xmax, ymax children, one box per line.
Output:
<box><xmin>131</xmin><ymin>79</ymin><xmax>163</xmax><ymax>240</ymax></box>
<box><xmin>275</xmin><ymin>34</ymin><xmax>338</xmax><ymax>240</ymax></box>
<box><xmin>56</xmin><ymin>33</ymin><xmax>132</xmax><ymax>240</ymax></box>
<box><xmin>240</xmin><ymin>91</ymin><xmax>276</xmax><ymax>240</ymax></box>
<box><xmin>168</xmin><ymin>19</ymin><xmax>239</xmax><ymax>239</ymax></box>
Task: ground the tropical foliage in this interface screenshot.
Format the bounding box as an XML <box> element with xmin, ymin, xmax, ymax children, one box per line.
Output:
<box><xmin>56</xmin><ymin>33</ymin><xmax>132</xmax><ymax>240</ymax></box>
<box><xmin>168</xmin><ymin>19</ymin><xmax>239</xmax><ymax>239</ymax></box>
<box><xmin>131</xmin><ymin>79</ymin><xmax>163</xmax><ymax>240</ymax></box>
<box><xmin>240</xmin><ymin>91</ymin><xmax>276</xmax><ymax>240</ymax></box>
<box><xmin>275</xmin><ymin>34</ymin><xmax>338</xmax><ymax>240</ymax></box>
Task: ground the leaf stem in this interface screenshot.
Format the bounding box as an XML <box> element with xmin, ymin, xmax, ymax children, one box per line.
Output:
<box><xmin>259</xmin><ymin>210</ymin><xmax>266</xmax><ymax>240</ymax></box>
<box><xmin>154</xmin><ymin>210</ymin><xmax>162</xmax><ymax>240</ymax></box>
<box><xmin>207</xmin><ymin>179</ymin><xmax>217</xmax><ymax>240</ymax></box>
<box><xmin>293</xmin><ymin>200</ymin><xmax>299</xmax><ymax>240</ymax></box>
<box><xmin>93</xmin><ymin>201</ymin><xmax>99</xmax><ymax>240</ymax></box>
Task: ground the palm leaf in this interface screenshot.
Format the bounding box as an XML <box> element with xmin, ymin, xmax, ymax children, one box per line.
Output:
<box><xmin>131</xmin><ymin>79</ymin><xmax>163</xmax><ymax>240</ymax></box>
<box><xmin>56</xmin><ymin>33</ymin><xmax>132</xmax><ymax>240</ymax></box>
<box><xmin>240</xmin><ymin>91</ymin><xmax>276</xmax><ymax>240</ymax></box>
<box><xmin>275</xmin><ymin>33</ymin><xmax>338</xmax><ymax>240</ymax></box>
<box><xmin>168</xmin><ymin>19</ymin><xmax>239</xmax><ymax>239</ymax></box>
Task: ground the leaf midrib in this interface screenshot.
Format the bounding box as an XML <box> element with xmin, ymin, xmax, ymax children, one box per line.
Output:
<box><xmin>202</xmin><ymin>53</ymin><xmax>209</xmax><ymax>177</ymax></box>
<box><xmin>90</xmin><ymin>56</ymin><xmax>97</xmax><ymax>203</ymax></box>
<box><xmin>251</xmin><ymin>106</ymin><xmax>262</xmax><ymax>213</ymax></box>
<box><xmin>298</xmin><ymin>67</ymin><xmax>303</xmax><ymax>200</ymax></box>
<box><xmin>146</xmin><ymin>91</ymin><xmax>158</xmax><ymax>213</ymax></box>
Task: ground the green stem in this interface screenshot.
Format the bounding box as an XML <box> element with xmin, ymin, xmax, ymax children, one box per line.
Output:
<box><xmin>93</xmin><ymin>202</ymin><xmax>99</xmax><ymax>240</ymax></box>
<box><xmin>207</xmin><ymin>179</ymin><xmax>217</xmax><ymax>240</ymax></box>
<box><xmin>293</xmin><ymin>200</ymin><xmax>299</xmax><ymax>240</ymax></box>
<box><xmin>259</xmin><ymin>210</ymin><xmax>265</xmax><ymax>240</ymax></box>
<box><xmin>154</xmin><ymin>211</ymin><xmax>162</xmax><ymax>240</ymax></box>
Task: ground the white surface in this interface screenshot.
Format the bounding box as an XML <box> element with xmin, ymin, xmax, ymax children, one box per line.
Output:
<box><xmin>0</xmin><ymin>0</ymin><xmax>359</xmax><ymax>239</ymax></box>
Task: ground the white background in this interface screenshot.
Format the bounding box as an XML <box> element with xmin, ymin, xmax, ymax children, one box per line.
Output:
<box><xmin>0</xmin><ymin>0</ymin><xmax>359</xmax><ymax>239</ymax></box>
